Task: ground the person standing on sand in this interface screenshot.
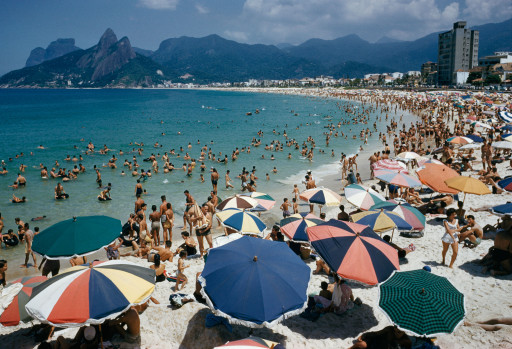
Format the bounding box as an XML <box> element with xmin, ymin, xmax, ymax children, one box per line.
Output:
<box><xmin>149</xmin><ymin>205</ymin><xmax>161</xmax><ymax>246</ymax></box>
<box><xmin>196</xmin><ymin>204</ymin><xmax>213</xmax><ymax>257</ymax></box>
<box><xmin>159</xmin><ymin>195</ymin><xmax>169</xmax><ymax>241</ymax></box>
<box><xmin>281</xmin><ymin>198</ymin><xmax>291</xmax><ymax>218</ymax></box>
<box><xmin>134</xmin><ymin>194</ymin><xmax>144</xmax><ymax>214</ymax></box>
<box><xmin>211</xmin><ymin>168</ymin><xmax>219</xmax><ymax>192</ymax></box>
<box><xmin>183</xmin><ymin>190</ymin><xmax>195</xmax><ymax>232</ymax></box>
<box><xmin>175</xmin><ymin>250</ymin><xmax>189</xmax><ymax>291</ymax></box>
<box><xmin>22</xmin><ymin>223</ymin><xmax>37</xmax><ymax>268</ymax></box>
<box><xmin>163</xmin><ymin>203</ymin><xmax>174</xmax><ymax>242</ymax></box>
<box><xmin>441</xmin><ymin>208</ymin><xmax>463</xmax><ymax>268</ymax></box>
<box><xmin>305</xmin><ymin>175</ymin><xmax>316</xmax><ymax>213</ymax></box>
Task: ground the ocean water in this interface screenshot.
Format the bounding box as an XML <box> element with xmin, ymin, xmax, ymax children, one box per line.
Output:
<box><xmin>0</xmin><ymin>89</ymin><xmax>401</xmax><ymax>269</ymax></box>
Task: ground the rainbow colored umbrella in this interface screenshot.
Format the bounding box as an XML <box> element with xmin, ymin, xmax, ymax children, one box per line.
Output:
<box><xmin>217</xmin><ymin>195</ymin><xmax>263</xmax><ymax>211</ymax></box>
<box><xmin>344</xmin><ymin>184</ymin><xmax>385</xmax><ymax>211</ymax></box>
<box><xmin>447</xmin><ymin>136</ymin><xmax>473</xmax><ymax>145</ymax></box>
<box><xmin>25</xmin><ymin>260</ymin><xmax>155</xmax><ymax>327</ymax></box>
<box><xmin>306</xmin><ymin>219</ymin><xmax>399</xmax><ymax>285</ymax></box>
<box><xmin>280</xmin><ymin>212</ymin><xmax>324</xmax><ymax>242</ymax></box>
<box><xmin>215</xmin><ymin>208</ymin><xmax>267</xmax><ymax>235</ymax></box>
<box><xmin>370</xmin><ymin>201</ymin><xmax>425</xmax><ymax>231</ymax></box>
<box><xmin>351</xmin><ymin>209</ymin><xmax>413</xmax><ymax>233</ymax></box>
<box><xmin>375</xmin><ymin>169</ymin><xmax>422</xmax><ymax>188</ymax></box>
<box><xmin>241</xmin><ymin>192</ymin><xmax>276</xmax><ymax>211</ymax></box>
<box><xmin>0</xmin><ymin>276</ymin><xmax>47</xmax><ymax>326</ymax></box>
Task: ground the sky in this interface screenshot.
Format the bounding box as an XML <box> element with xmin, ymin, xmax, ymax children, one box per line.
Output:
<box><xmin>1</xmin><ymin>0</ymin><xmax>511</xmax><ymax>76</ymax></box>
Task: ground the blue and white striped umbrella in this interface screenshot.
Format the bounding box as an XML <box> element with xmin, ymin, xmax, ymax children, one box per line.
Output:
<box><xmin>215</xmin><ymin>208</ymin><xmax>267</xmax><ymax>235</ymax></box>
<box><xmin>499</xmin><ymin>111</ymin><xmax>512</xmax><ymax>123</ymax></box>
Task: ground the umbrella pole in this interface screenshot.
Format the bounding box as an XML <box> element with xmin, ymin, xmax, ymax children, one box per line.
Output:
<box><xmin>99</xmin><ymin>324</ymin><xmax>104</xmax><ymax>349</ymax></box>
<box><xmin>391</xmin><ymin>228</ymin><xmax>395</xmax><ymax>242</ymax></box>
<box><xmin>48</xmin><ymin>326</ymin><xmax>54</xmax><ymax>340</ymax></box>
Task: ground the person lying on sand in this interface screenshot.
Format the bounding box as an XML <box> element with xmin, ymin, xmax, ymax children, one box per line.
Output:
<box><xmin>465</xmin><ymin>317</ymin><xmax>512</xmax><ymax>331</ymax></box>
<box><xmin>383</xmin><ymin>235</ymin><xmax>415</xmax><ymax>257</ymax></box>
<box><xmin>349</xmin><ymin>326</ymin><xmax>411</xmax><ymax>349</ymax></box>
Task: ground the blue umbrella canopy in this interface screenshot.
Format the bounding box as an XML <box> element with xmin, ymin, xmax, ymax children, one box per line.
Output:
<box><xmin>32</xmin><ymin>215</ymin><xmax>122</xmax><ymax>259</ymax></box>
<box><xmin>491</xmin><ymin>202</ymin><xmax>512</xmax><ymax>215</ymax></box>
<box><xmin>199</xmin><ymin>236</ymin><xmax>310</xmax><ymax>328</ymax></box>
<box><xmin>464</xmin><ymin>134</ymin><xmax>484</xmax><ymax>143</ymax></box>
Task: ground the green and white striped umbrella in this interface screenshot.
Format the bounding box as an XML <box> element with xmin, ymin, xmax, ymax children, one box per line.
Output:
<box><xmin>378</xmin><ymin>269</ymin><xmax>465</xmax><ymax>337</ymax></box>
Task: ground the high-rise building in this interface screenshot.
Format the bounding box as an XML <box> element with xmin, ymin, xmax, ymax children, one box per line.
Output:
<box><xmin>438</xmin><ymin>21</ymin><xmax>479</xmax><ymax>86</ymax></box>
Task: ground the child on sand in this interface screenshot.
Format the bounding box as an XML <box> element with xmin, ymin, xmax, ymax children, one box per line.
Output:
<box><xmin>292</xmin><ymin>184</ymin><xmax>299</xmax><ymax>200</ymax></box>
<box><xmin>175</xmin><ymin>251</ymin><xmax>189</xmax><ymax>291</ymax></box>
<box><xmin>292</xmin><ymin>198</ymin><xmax>299</xmax><ymax>214</ymax></box>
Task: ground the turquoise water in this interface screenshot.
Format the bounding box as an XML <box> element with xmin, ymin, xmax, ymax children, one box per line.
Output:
<box><xmin>0</xmin><ymin>89</ymin><xmax>396</xmax><ymax>269</ymax></box>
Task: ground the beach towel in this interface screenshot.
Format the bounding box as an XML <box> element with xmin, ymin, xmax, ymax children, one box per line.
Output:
<box><xmin>205</xmin><ymin>313</ymin><xmax>232</xmax><ymax>332</ymax></box>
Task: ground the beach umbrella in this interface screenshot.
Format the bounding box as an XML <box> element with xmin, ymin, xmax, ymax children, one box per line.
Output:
<box><xmin>372</xmin><ymin>159</ymin><xmax>407</xmax><ymax>172</ymax></box>
<box><xmin>464</xmin><ymin>134</ymin><xmax>484</xmax><ymax>143</ymax></box>
<box><xmin>299</xmin><ymin>187</ymin><xmax>342</xmax><ymax>206</ymax></box>
<box><xmin>396</xmin><ymin>152</ymin><xmax>421</xmax><ymax>161</ymax></box>
<box><xmin>470</xmin><ymin>121</ymin><xmax>493</xmax><ymax>129</ymax></box>
<box><xmin>199</xmin><ymin>236</ymin><xmax>310</xmax><ymax>328</ymax></box>
<box><xmin>444</xmin><ymin>176</ymin><xmax>491</xmax><ymax>196</ymax></box>
<box><xmin>25</xmin><ymin>260</ymin><xmax>155</xmax><ymax>327</ymax></box>
<box><xmin>370</xmin><ymin>201</ymin><xmax>425</xmax><ymax>231</ymax></box>
<box><xmin>417</xmin><ymin>163</ymin><xmax>460</xmax><ymax>194</ymax></box>
<box><xmin>214</xmin><ymin>336</ymin><xmax>279</xmax><ymax>348</ymax></box>
<box><xmin>503</xmin><ymin>135</ymin><xmax>512</xmax><ymax>142</ymax></box>
<box><xmin>280</xmin><ymin>212</ymin><xmax>324</xmax><ymax>242</ymax></box>
<box><xmin>32</xmin><ymin>215</ymin><xmax>122</xmax><ymax>260</ymax></box>
<box><xmin>215</xmin><ymin>208</ymin><xmax>267</xmax><ymax>235</ymax></box>
<box><xmin>499</xmin><ymin>124</ymin><xmax>512</xmax><ymax>132</ymax></box>
<box><xmin>447</xmin><ymin>136</ymin><xmax>473</xmax><ymax>145</ymax></box>
<box><xmin>491</xmin><ymin>202</ymin><xmax>512</xmax><ymax>215</ymax></box>
<box><xmin>498</xmin><ymin>177</ymin><xmax>512</xmax><ymax>192</ymax></box>
<box><xmin>416</xmin><ymin>158</ymin><xmax>443</xmax><ymax>167</ymax></box>
<box><xmin>375</xmin><ymin>169</ymin><xmax>422</xmax><ymax>188</ymax></box>
<box><xmin>306</xmin><ymin>219</ymin><xmax>399</xmax><ymax>285</ymax></box>
<box><xmin>492</xmin><ymin>141</ymin><xmax>512</xmax><ymax>150</ymax></box>
<box><xmin>0</xmin><ymin>276</ymin><xmax>47</xmax><ymax>326</ymax></box>
<box><xmin>378</xmin><ymin>269</ymin><xmax>465</xmax><ymax>337</ymax></box>
<box><xmin>344</xmin><ymin>184</ymin><xmax>385</xmax><ymax>211</ymax></box>
<box><xmin>351</xmin><ymin>209</ymin><xmax>413</xmax><ymax>233</ymax></box>
<box><xmin>459</xmin><ymin>143</ymin><xmax>482</xmax><ymax>150</ymax></box>
<box><xmin>241</xmin><ymin>192</ymin><xmax>276</xmax><ymax>211</ymax></box>
<box><xmin>499</xmin><ymin>111</ymin><xmax>512</xmax><ymax>123</ymax></box>
<box><xmin>217</xmin><ymin>195</ymin><xmax>263</xmax><ymax>211</ymax></box>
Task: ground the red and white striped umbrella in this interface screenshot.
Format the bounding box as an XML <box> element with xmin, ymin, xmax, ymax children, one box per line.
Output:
<box><xmin>372</xmin><ymin>159</ymin><xmax>408</xmax><ymax>172</ymax></box>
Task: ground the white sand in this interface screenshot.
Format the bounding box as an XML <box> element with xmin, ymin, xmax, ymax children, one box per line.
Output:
<box><xmin>1</xmin><ymin>89</ymin><xmax>512</xmax><ymax>348</ymax></box>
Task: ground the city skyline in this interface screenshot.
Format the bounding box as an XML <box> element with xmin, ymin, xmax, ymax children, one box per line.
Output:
<box><xmin>1</xmin><ymin>0</ymin><xmax>511</xmax><ymax>76</ymax></box>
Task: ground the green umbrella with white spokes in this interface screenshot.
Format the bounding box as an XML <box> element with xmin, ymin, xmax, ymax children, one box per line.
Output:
<box><xmin>378</xmin><ymin>269</ymin><xmax>465</xmax><ymax>337</ymax></box>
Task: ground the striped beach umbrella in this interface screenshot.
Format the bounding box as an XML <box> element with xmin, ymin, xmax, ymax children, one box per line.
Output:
<box><xmin>370</xmin><ymin>201</ymin><xmax>425</xmax><ymax>231</ymax></box>
<box><xmin>299</xmin><ymin>187</ymin><xmax>342</xmax><ymax>206</ymax></box>
<box><xmin>215</xmin><ymin>208</ymin><xmax>267</xmax><ymax>235</ymax></box>
<box><xmin>375</xmin><ymin>169</ymin><xmax>422</xmax><ymax>188</ymax></box>
<box><xmin>416</xmin><ymin>158</ymin><xmax>444</xmax><ymax>167</ymax></box>
<box><xmin>306</xmin><ymin>219</ymin><xmax>399</xmax><ymax>285</ymax></box>
<box><xmin>215</xmin><ymin>336</ymin><xmax>279</xmax><ymax>348</ymax></box>
<box><xmin>351</xmin><ymin>209</ymin><xmax>413</xmax><ymax>232</ymax></box>
<box><xmin>344</xmin><ymin>184</ymin><xmax>385</xmax><ymax>211</ymax></box>
<box><xmin>25</xmin><ymin>260</ymin><xmax>155</xmax><ymax>327</ymax></box>
<box><xmin>372</xmin><ymin>159</ymin><xmax>407</xmax><ymax>172</ymax></box>
<box><xmin>447</xmin><ymin>136</ymin><xmax>473</xmax><ymax>145</ymax></box>
<box><xmin>280</xmin><ymin>212</ymin><xmax>324</xmax><ymax>242</ymax></box>
<box><xmin>396</xmin><ymin>152</ymin><xmax>420</xmax><ymax>161</ymax></box>
<box><xmin>217</xmin><ymin>195</ymin><xmax>263</xmax><ymax>211</ymax></box>
<box><xmin>241</xmin><ymin>192</ymin><xmax>276</xmax><ymax>211</ymax></box>
<box><xmin>499</xmin><ymin>111</ymin><xmax>512</xmax><ymax>123</ymax></box>
<box><xmin>464</xmin><ymin>134</ymin><xmax>484</xmax><ymax>143</ymax></box>
<box><xmin>497</xmin><ymin>177</ymin><xmax>512</xmax><ymax>192</ymax></box>
<box><xmin>492</xmin><ymin>141</ymin><xmax>512</xmax><ymax>150</ymax></box>
<box><xmin>379</xmin><ymin>269</ymin><xmax>465</xmax><ymax>337</ymax></box>
<box><xmin>199</xmin><ymin>236</ymin><xmax>310</xmax><ymax>328</ymax></box>
<box><xmin>491</xmin><ymin>202</ymin><xmax>512</xmax><ymax>215</ymax></box>
<box><xmin>0</xmin><ymin>276</ymin><xmax>48</xmax><ymax>326</ymax></box>
<box><xmin>32</xmin><ymin>215</ymin><xmax>122</xmax><ymax>259</ymax></box>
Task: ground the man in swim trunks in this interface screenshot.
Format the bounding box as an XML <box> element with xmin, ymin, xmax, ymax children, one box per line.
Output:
<box><xmin>459</xmin><ymin>215</ymin><xmax>483</xmax><ymax>248</ymax></box>
<box><xmin>211</xmin><ymin>168</ymin><xmax>219</xmax><ymax>192</ymax></box>
<box><xmin>16</xmin><ymin>173</ymin><xmax>26</xmax><ymax>186</ymax></box>
<box><xmin>195</xmin><ymin>204</ymin><xmax>213</xmax><ymax>257</ymax></box>
<box><xmin>22</xmin><ymin>223</ymin><xmax>37</xmax><ymax>268</ymax></box>
<box><xmin>150</xmin><ymin>240</ymin><xmax>174</xmax><ymax>262</ymax></box>
<box><xmin>149</xmin><ymin>205</ymin><xmax>161</xmax><ymax>246</ymax></box>
<box><xmin>183</xmin><ymin>190</ymin><xmax>195</xmax><ymax>232</ymax></box>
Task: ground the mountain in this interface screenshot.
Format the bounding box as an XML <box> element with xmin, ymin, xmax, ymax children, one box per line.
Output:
<box><xmin>375</xmin><ymin>36</ymin><xmax>403</xmax><ymax>44</ymax></box>
<box><xmin>26</xmin><ymin>38</ymin><xmax>81</xmax><ymax>67</ymax></box>
<box><xmin>284</xmin><ymin>18</ymin><xmax>512</xmax><ymax>71</ymax></box>
<box><xmin>133</xmin><ymin>47</ymin><xmax>154</xmax><ymax>57</ymax></box>
<box><xmin>275</xmin><ymin>43</ymin><xmax>294</xmax><ymax>49</ymax></box>
<box><xmin>1</xmin><ymin>29</ymin><xmax>168</xmax><ymax>88</ymax></box>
